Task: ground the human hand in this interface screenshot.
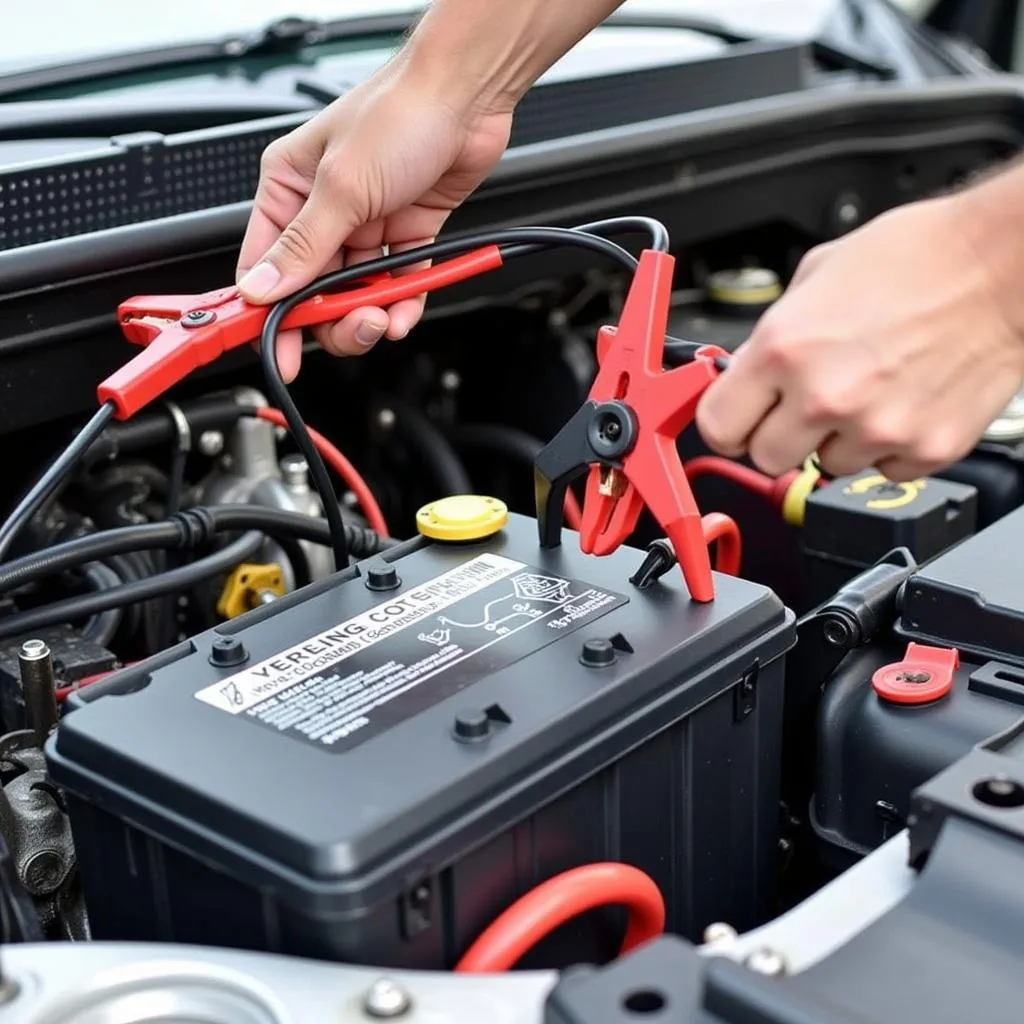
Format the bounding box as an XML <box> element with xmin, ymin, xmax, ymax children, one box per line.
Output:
<box><xmin>236</xmin><ymin>61</ymin><xmax>512</xmax><ymax>380</ymax></box>
<box><xmin>695</xmin><ymin>195</ymin><xmax>1024</xmax><ymax>482</ymax></box>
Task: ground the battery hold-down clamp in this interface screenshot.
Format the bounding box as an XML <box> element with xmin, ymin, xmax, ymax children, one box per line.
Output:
<box><xmin>534</xmin><ymin>249</ymin><xmax>729</xmax><ymax>603</ymax></box>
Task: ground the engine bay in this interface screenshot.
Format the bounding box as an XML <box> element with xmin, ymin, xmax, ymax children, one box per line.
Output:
<box><xmin>4</xmin><ymin>72</ymin><xmax>1024</xmax><ymax>1022</ymax></box>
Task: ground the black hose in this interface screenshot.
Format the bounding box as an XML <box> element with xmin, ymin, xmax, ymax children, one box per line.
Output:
<box><xmin>101</xmin><ymin>552</ymin><xmax>145</xmax><ymax>637</ymax></box>
<box><xmin>450</xmin><ymin>424</ymin><xmax>547</xmax><ymax>465</ymax></box>
<box><xmin>0</xmin><ymin>402</ymin><xmax>116</xmax><ymax>564</ymax></box>
<box><xmin>85</xmin><ymin>392</ymin><xmax>254</xmax><ymax>465</ymax></box>
<box><xmin>0</xmin><ymin>532</ymin><xmax>263</xmax><ymax>641</ymax></box>
<box><xmin>80</xmin><ymin>562</ymin><xmax>123</xmax><ymax>647</ymax></box>
<box><xmin>388</xmin><ymin>403</ymin><xmax>473</xmax><ymax>497</ymax></box>
<box><xmin>0</xmin><ymin>505</ymin><xmax>394</xmax><ymax>597</ymax></box>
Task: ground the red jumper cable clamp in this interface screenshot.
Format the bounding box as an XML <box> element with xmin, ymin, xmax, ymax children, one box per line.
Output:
<box><xmin>533</xmin><ymin>249</ymin><xmax>729</xmax><ymax>603</ymax></box>
<box><xmin>98</xmin><ymin>246</ymin><xmax>504</xmax><ymax>420</ymax></box>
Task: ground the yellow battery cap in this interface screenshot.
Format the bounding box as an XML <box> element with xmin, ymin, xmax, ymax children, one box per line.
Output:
<box><xmin>415</xmin><ymin>495</ymin><xmax>509</xmax><ymax>541</ymax></box>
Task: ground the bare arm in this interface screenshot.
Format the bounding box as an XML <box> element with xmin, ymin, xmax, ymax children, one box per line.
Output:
<box><xmin>401</xmin><ymin>0</ymin><xmax>627</xmax><ymax>113</ymax></box>
<box><xmin>236</xmin><ymin>0</ymin><xmax>625</xmax><ymax>370</ymax></box>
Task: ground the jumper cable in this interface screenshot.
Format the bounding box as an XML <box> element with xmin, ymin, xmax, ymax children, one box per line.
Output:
<box><xmin>534</xmin><ymin>249</ymin><xmax>730</xmax><ymax>603</ymax></box>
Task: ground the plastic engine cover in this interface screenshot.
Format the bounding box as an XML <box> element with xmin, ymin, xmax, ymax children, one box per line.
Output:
<box><xmin>46</xmin><ymin>513</ymin><xmax>795</xmax><ymax>970</ymax></box>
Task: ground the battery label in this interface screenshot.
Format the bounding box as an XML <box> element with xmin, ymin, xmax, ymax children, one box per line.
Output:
<box><xmin>194</xmin><ymin>552</ymin><xmax>627</xmax><ymax>753</ymax></box>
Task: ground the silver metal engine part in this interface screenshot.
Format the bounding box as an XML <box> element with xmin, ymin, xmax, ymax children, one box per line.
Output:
<box><xmin>191</xmin><ymin>388</ymin><xmax>336</xmax><ymax>588</ymax></box>
<box><xmin>0</xmin><ymin>831</ymin><xmax>916</xmax><ymax>1022</ymax></box>
<box><xmin>983</xmin><ymin>386</ymin><xmax>1024</xmax><ymax>443</ymax></box>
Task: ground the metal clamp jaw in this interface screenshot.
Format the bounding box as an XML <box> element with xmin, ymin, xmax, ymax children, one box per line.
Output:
<box><xmin>534</xmin><ymin>249</ymin><xmax>728</xmax><ymax>603</ymax></box>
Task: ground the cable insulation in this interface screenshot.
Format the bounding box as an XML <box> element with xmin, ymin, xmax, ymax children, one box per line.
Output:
<box><xmin>253</xmin><ymin>407</ymin><xmax>389</xmax><ymax>536</ymax></box>
<box><xmin>701</xmin><ymin>512</ymin><xmax>742</xmax><ymax>577</ymax></box>
<box><xmin>0</xmin><ymin>402</ymin><xmax>115</xmax><ymax>564</ymax></box>
<box><xmin>0</xmin><ymin>532</ymin><xmax>264</xmax><ymax>640</ymax></box>
<box><xmin>0</xmin><ymin>505</ymin><xmax>394</xmax><ymax>597</ymax></box>
<box><xmin>455</xmin><ymin>863</ymin><xmax>665</xmax><ymax>973</ymax></box>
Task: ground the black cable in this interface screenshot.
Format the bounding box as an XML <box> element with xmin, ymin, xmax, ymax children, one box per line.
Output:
<box><xmin>450</xmin><ymin>423</ymin><xmax>548</xmax><ymax>465</ymax></box>
<box><xmin>102</xmin><ymin>551</ymin><xmax>145</xmax><ymax>638</ymax></box>
<box><xmin>387</xmin><ymin>402</ymin><xmax>473</xmax><ymax>497</ymax></box>
<box><xmin>258</xmin><ymin>221</ymin><xmax>653</xmax><ymax>568</ymax></box>
<box><xmin>571</xmin><ymin>216</ymin><xmax>670</xmax><ymax>254</ymax></box>
<box><xmin>0</xmin><ymin>402</ymin><xmax>115</xmax><ymax>564</ymax></box>
<box><xmin>0</xmin><ymin>504</ymin><xmax>394</xmax><ymax>596</ymax></box>
<box><xmin>80</xmin><ymin>561</ymin><xmax>124</xmax><ymax>647</ymax></box>
<box><xmin>0</xmin><ymin>532</ymin><xmax>263</xmax><ymax>641</ymax></box>
<box><xmin>0</xmin><ymin>218</ymin><xmax>665</xmax><ymax>578</ymax></box>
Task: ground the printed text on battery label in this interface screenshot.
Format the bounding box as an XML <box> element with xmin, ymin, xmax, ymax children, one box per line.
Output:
<box><xmin>241</xmin><ymin>587</ymin><xmax>619</xmax><ymax>747</ymax></box>
<box><xmin>194</xmin><ymin>553</ymin><xmax>525</xmax><ymax>714</ymax></box>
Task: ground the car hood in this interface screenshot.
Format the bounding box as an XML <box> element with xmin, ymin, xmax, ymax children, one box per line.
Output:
<box><xmin>2</xmin><ymin>0</ymin><xmax>838</xmax><ymax>73</ymax></box>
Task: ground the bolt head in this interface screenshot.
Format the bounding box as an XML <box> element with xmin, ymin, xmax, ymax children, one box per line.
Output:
<box><xmin>745</xmin><ymin>947</ymin><xmax>788</xmax><ymax>977</ymax></box>
<box><xmin>363</xmin><ymin>977</ymin><xmax>412</xmax><ymax>1018</ymax></box>
<box><xmin>209</xmin><ymin>635</ymin><xmax>248</xmax><ymax>667</ymax></box>
<box><xmin>19</xmin><ymin>639</ymin><xmax>48</xmax><ymax>660</ymax></box>
<box><xmin>180</xmin><ymin>309</ymin><xmax>217</xmax><ymax>328</ymax></box>
<box><xmin>365</xmin><ymin>565</ymin><xmax>400</xmax><ymax>592</ymax></box>
<box><xmin>198</xmin><ymin>430</ymin><xmax>224</xmax><ymax>457</ymax></box>
<box><xmin>703</xmin><ymin>921</ymin><xmax>738</xmax><ymax>944</ymax></box>
<box><xmin>453</xmin><ymin>709</ymin><xmax>490</xmax><ymax>742</ymax></box>
<box><xmin>580</xmin><ymin>638</ymin><xmax>616</xmax><ymax>668</ymax></box>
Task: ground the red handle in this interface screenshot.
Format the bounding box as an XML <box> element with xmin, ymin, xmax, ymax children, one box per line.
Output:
<box><xmin>279</xmin><ymin>245</ymin><xmax>504</xmax><ymax>333</ymax></box>
<box><xmin>100</xmin><ymin>245</ymin><xmax>505</xmax><ymax>420</ymax></box>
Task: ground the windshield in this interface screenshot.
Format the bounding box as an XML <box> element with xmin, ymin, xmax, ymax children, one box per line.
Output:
<box><xmin>5</xmin><ymin>0</ymin><xmax>854</xmax><ymax>72</ymax></box>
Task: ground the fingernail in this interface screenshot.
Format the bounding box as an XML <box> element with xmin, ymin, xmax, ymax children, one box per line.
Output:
<box><xmin>237</xmin><ymin>262</ymin><xmax>281</xmax><ymax>301</ymax></box>
<box><xmin>356</xmin><ymin>319</ymin><xmax>387</xmax><ymax>347</ymax></box>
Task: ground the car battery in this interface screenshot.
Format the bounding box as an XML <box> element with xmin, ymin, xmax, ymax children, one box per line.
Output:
<box><xmin>813</xmin><ymin>503</ymin><xmax>1024</xmax><ymax>868</ymax></box>
<box><xmin>45</xmin><ymin>511</ymin><xmax>795</xmax><ymax>970</ymax></box>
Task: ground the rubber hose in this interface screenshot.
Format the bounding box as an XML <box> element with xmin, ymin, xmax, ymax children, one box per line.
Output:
<box><xmin>0</xmin><ymin>505</ymin><xmax>394</xmax><ymax>596</ymax></box>
<box><xmin>451</xmin><ymin>424</ymin><xmax>546</xmax><ymax>465</ymax></box>
<box><xmin>0</xmin><ymin>532</ymin><xmax>263</xmax><ymax>641</ymax></box>
<box><xmin>101</xmin><ymin>552</ymin><xmax>145</xmax><ymax>637</ymax></box>
<box><xmin>388</xmin><ymin>403</ymin><xmax>472</xmax><ymax>497</ymax></box>
<box><xmin>79</xmin><ymin>562</ymin><xmax>123</xmax><ymax>647</ymax></box>
<box><xmin>85</xmin><ymin>393</ymin><xmax>254</xmax><ymax>465</ymax></box>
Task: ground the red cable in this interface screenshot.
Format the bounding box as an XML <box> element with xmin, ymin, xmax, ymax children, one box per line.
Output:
<box><xmin>55</xmin><ymin>663</ymin><xmax>139</xmax><ymax>703</ymax></box>
<box><xmin>683</xmin><ymin>456</ymin><xmax>777</xmax><ymax>502</ymax></box>
<box><xmin>454</xmin><ymin>863</ymin><xmax>665</xmax><ymax>973</ymax></box>
<box><xmin>254</xmin><ymin>407</ymin><xmax>389</xmax><ymax>537</ymax></box>
<box><xmin>701</xmin><ymin>512</ymin><xmax>742</xmax><ymax>577</ymax></box>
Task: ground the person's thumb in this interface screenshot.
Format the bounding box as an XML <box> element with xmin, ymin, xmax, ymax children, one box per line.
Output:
<box><xmin>237</xmin><ymin>172</ymin><xmax>360</xmax><ymax>305</ymax></box>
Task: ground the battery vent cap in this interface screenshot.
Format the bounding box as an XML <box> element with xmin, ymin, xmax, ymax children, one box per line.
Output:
<box><xmin>415</xmin><ymin>495</ymin><xmax>508</xmax><ymax>541</ymax></box>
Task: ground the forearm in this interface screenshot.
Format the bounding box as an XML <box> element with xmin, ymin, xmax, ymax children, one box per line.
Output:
<box><xmin>950</xmin><ymin>156</ymin><xmax>1024</xmax><ymax>336</ymax></box>
<box><xmin>398</xmin><ymin>0</ymin><xmax>626</xmax><ymax>114</ymax></box>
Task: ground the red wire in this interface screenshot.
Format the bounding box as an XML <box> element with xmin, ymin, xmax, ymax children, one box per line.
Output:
<box><xmin>701</xmin><ymin>512</ymin><xmax>742</xmax><ymax>576</ymax></box>
<box><xmin>254</xmin><ymin>407</ymin><xmax>389</xmax><ymax>537</ymax></box>
<box><xmin>55</xmin><ymin>663</ymin><xmax>139</xmax><ymax>703</ymax></box>
<box><xmin>683</xmin><ymin>456</ymin><xmax>777</xmax><ymax>502</ymax></box>
<box><xmin>454</xmin><ymin>863</ymin><xmax>665</xmax><ymax>973</ymax></box>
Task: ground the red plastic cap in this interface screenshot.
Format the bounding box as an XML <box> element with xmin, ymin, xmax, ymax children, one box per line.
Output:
<box><xmin>872</xmin><ymin>642</ymin><xmax>959</xmax><ymax>705</ymax></box>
